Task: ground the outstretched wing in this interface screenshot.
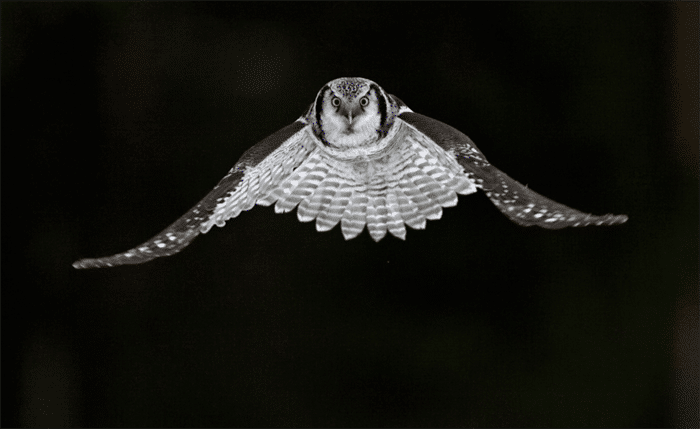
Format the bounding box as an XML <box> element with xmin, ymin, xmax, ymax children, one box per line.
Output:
<box><xmin>395</xmin><ymin>103</ymin><xmax>628</xmax><ymax>229</ymax></box>
<box><xmin>73</xmin><ymin>120</ymin><xmax>313</xmax><ymax>269</ymax></box>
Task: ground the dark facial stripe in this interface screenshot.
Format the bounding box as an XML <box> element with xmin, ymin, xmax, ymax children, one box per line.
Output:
<box><xmin>314</xmin><ymin>85</ymin><xmax>329</xmax><ymax>128</ymax></box>
<box><xmin>370</xmin><ymin>84</ymin><xmax>388</xmax><ymax>136</ymax></box>
<box><xmin>313</xmin><ymin>85</ymin><xmax>331</xmax><ymax>145</ymax></box>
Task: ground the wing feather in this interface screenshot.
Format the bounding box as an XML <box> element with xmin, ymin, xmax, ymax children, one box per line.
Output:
<box><xmin>385</xmin><ymin>192</ymin><xmax>407</xmax><ymax>240</ymax></box>
<box><xmin>398</xmin><ymin>111</ymin><xmax>628</xmax><ymax>229</ymax></box>
<box><xmin>299</xmin><ymin>173</ymin><xmax>340</xmax><ymax>225</ymax></box>
<box><xmin>73</xmin><ymin>121</ymin><xmax>311</xmax><ymax>269</ymax></box>
<box><xmin>366</xmin><ymin>194</ymin><xmax>388</xmax><ymax>242</ymax></box>
<box><xmin>316</xmin><ymin>183</ymin><xmax>351</xmax><ymax>232</ymax></box>
<box><xmin>394</xmin><ymin>186</ymin><xmax>424</xmax><ymax>230</ymax></box>
<box><xmin>341</xmin><ymin>191</ymin><xmax>368</xmax><ymax>240</ymax></box>
<box><xmin>397</xmin><ymin>177</ymin><xmax>429</xmax><ymax>230</ymax></box>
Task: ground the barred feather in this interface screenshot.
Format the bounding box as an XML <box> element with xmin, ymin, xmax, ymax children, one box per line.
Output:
<box><xmin>341</xmin><ymin>191</ymin><xmax>369</xmax><ymax>239</ymax></box>
<box><xmin>385</xmin><ymin>192</ymin><xmax>407</xmax><ymax>240</ymax></box>
<box><xmin>366</xmin><ymin>194</ymin><xmax>388</xmax><ymax>241</ymax></box>
<box><xmin>316</xmin><ymin>184</ymin><xmax>351</xmax><ymax>232</ymax></box>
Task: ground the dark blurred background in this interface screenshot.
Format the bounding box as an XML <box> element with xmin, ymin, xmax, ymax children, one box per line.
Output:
<box><xmin>2</xmin><ymin>3</ymin><xmax>697</xmax><ymax>427</ymax></box>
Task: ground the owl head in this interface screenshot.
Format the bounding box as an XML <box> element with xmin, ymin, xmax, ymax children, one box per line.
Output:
<box><xmin>308</xmin><ymin>77</ymin><xmax>399</xmax><ymax>149</ymax></box>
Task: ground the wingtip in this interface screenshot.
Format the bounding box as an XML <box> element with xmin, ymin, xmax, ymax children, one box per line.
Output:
<box><xmin>580</xmin><ymin>213</ymin><xmax>628</xmax><ymax>227</ymax></box>
<box><xmin>608</xmin><ymin>214</ymin><xmax>629</xmax><ymax>225</ymax></box>
<box><xmin>72</xmin><ymin>259</ymin><xmax>90</xmax><ymax>269</ymax></box>
<box><xmin>72</xmin><ymin>258</ymin><xmax>102</xmax><ymax>269</ymax></box>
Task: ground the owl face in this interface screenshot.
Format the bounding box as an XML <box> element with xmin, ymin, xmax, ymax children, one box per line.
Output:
<box><xmin>311</xmin><ymin>77</ymin><xmax>396</xmax><ymax>150</ymax></box>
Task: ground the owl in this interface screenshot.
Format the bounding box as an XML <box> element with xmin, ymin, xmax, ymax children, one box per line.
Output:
<box><xmin>73</xmin><ymin>77</ymin><xmax>627</xmax><ymax>269</ymax></box>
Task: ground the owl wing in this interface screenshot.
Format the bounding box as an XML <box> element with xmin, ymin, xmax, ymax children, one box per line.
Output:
<box><xmin>73</xmin><ymin>120</ymin><xmax>315</xmax><ymax>269</ymax></box>
<box><xmin>393</xmin><ymin>101</ymin><xmax>628</xmax><ymax>229</ymax></box>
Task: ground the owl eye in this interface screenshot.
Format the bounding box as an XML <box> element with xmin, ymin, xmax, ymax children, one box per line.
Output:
<box><xmin>359</xmin><ymin>96</ymin><xmax>369</xmax><ymax>107</ymax></box>
<box><xmin>331</xmin><ymin>97</ymin><xmax>341</xmax><ymax>107</ymax></box>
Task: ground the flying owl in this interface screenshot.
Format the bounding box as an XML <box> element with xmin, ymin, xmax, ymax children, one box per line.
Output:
<box><xmin>73</xmin><ymin>77</ymin><xmax>628</xmax><ymax>269</ymax></box>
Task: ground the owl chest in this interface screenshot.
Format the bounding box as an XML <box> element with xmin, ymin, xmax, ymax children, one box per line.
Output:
<box><xmin>320</xmin><ymin>130</ymin><xmax>469</xmax><ymax>194</ymax></box>
<box><xmin>345</xmin><ymin>149</ymin><xmax>409</xmax><ymax>186</ymax></box>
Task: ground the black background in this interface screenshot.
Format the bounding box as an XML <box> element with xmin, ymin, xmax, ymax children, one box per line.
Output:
<box><xmin>2</xmin><ymin>3</ymin><xmax>698</xmax><ymax>427</ymax></box>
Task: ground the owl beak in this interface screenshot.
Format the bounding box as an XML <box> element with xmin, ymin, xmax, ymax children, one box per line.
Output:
<box><xmin>339</xmin><ymin>104</ymin><xmax>362</xmax><ymax>124</ymax></box>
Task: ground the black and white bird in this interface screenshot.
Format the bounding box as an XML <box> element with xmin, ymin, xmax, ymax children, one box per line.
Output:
<box><xmin>73</xmin><ymin>77</ymin><xmax>628</xmax><ymax>269</ymax></box>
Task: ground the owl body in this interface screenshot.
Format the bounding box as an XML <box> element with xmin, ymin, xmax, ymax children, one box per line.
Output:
<box><xmin>73</xmin><ymin>77</ymin><xmax>627</xmax><ymax>269</ymax></box>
